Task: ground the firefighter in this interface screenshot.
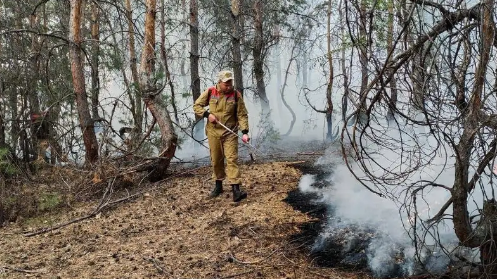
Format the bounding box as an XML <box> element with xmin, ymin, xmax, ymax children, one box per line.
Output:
<box><xmin>193</xmin><ymin>70</ymin><xmax>250</xmax><ymax>202</ymax></box>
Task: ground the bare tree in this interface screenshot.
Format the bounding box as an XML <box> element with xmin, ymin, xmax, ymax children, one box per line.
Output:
<box><xmin>159</xmin><ymin>0</ymin><xmax>179</xmax><ymax>122</ymax></box>
<box><xmin>343</xmin><ymin>0</ymin><xmax>497</xmax><ymax>276</ymax></box>
<box><xmin>324</xmin><ymin>0</ymin><xmax>334</xmax><ymax>140</ymax></box>
<box><xmin>252</xmin><ymin>0</ymin><xmax>270</xmax><ymax>117</ymax></box>
<box><xmin>344</xmin><ymin>0</ymin><xmax>371</xmax><ymax>120</ymax></box>
<box><xmin>231</xmin><ymin>0</ymin><xmax>244</xmax><ymax>96</ymax></box>
<box><xmin>0</xmin><ymin>80</ymin><xmax>5</xmax><ymax>148</ymax></box>
<box><xmin>339</xmin><ymin>0</ymin><xmax>351</xmax><ymax>124</ymax></box>
<box><xmin>190</xmin><ymin>0</ymin><xmax>203</xmax><ymax>146</ymax></box>
<box><xmin>385</xmin><ymin>0</ymin><xmax>397</xmax><ymax>120</ymax></box>
<box><xmin>125</xmin><ymin>0</ymin><xmax>143</xmax><ymax>135</ymax></box>
<box><xmin>280</xmin><ymin>42</ymin><xmax>297</xmax><ymax>137</ymax></box>
<box><xmin>28</xmin><ymin>12</ymin><xmax>41</xmax><ymax>114</ymax></box>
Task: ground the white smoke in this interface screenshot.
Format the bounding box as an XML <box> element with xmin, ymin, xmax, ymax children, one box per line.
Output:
<box><xmin>296</xmin><ymin>122</ymin><xmax>488</xmax><ymax>277</ymax></box>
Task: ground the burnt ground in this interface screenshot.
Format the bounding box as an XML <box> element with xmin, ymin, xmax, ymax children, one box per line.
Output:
<box><xmin>0</xmin><ymin>139</ymin><xmax>374</xmax><ymax>279</ymax></box>
<box><xmin>284</xmin><ymin>160</ymin><xmax>463</xmax><ymax>279</ymax></box>
<box><xmin>285</xmin><ymin>161</ymin><xmax>374</xmax><ymax>273</ymax></box>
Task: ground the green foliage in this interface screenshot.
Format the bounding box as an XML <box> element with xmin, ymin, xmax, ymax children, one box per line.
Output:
<box><xmin>37</xmin><ymin>192</ymin><xmax>62</xmax><ymax>212</ymax></box>
<box><xmin>367</xmin><ymin>0</ymin><xmax>389</xmax><ymax>10</ymax></box>
<box><xmin>155</xmin><ymin>70</ymin><xmax>165</xmax><ymax>82</ymax></box>
<box><xmin>0</xmin><ymin>148</ymin><xmax>17</xmax><ymax>177</ymax></box>
<box><xmin>255</xmin><ymin>112</ymin><xmax>281</xmax><ymax>148</ymax></box>
<box><xmin>102</xmin><ymin>47</ymin><xmax>124</xmax><ymax>71</ymax></box>
<box><xmin>1</xmin><ymin>195</ymin><xmax>17</xmax><ymax>209</ymax></box>
<box><xmin>130</xmin><ymin>82</ymin><xmax>140</xmax><ymax>93</ymax></box>
<box><xmin>370</xmin><ymin>0</ymin><xmax>390</xmax><ymax>48</ymax></box>
<box><xmin>181</xmin><ymin>91</ymin><xmax>192</xmax><ymax>99</ymax></box>
<box><xmin>263</xmin><ymin>125</ymin><xmax>281</xmax><ymax>144</ymax></box>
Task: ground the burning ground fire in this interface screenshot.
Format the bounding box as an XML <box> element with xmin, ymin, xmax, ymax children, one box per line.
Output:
<box><xmin>286</xmin><ymin>157</ymin><xmax>476</xmax><ymax>278</ymax></box>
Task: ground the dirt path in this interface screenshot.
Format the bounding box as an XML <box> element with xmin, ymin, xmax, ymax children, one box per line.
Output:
<box><xmin>0</xmin><ymin>161</ymin><xmax>364</xmax><ymax>279</ymax></box>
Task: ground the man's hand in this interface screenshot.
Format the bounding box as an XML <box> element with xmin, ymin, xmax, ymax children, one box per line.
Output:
<box><xmin>208</xmin><ymin>113</ymin><xmax>217</xmax><ymax>123</ymax></box>
<box><xmin>242</xmin><ymin>134</ymin><xmax>250</xmax><ymax>143</ymax></box>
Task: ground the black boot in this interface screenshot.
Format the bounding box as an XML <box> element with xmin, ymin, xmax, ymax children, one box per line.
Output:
<box><xmin>232</xmin><ymin>184</ymin><xmax>247</xmax><ymax>202</ymax></box>
<box><xmin>210</xmin><ymin>180</ymin><xmax>223</xmax><ymax>197</ymax></box>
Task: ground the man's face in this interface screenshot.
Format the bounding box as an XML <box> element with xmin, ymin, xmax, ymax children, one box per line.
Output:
<box><xmin>219</xmin><ymin>79</ymin><xmax>233</xmax><ymax>92</ymax></box>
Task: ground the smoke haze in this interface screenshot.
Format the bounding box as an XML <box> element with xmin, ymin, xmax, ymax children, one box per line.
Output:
<box><xmin>297</xmin><ymin>131</ymin><xmax>482</xmax><ymax>277</ymax></box>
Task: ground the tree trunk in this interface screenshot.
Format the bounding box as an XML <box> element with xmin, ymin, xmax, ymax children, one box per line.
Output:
<box><xmin>140</xmin><ymin>0</ymin><xmax>177</xmax><ymax>182</ymax></box>
<box><xmin>325</xmin><ymin>0</ymin><xmax>334</xmax><ymax>140</ymax></box>
<box><xmin>252</xmin><ymin>0</ymin><xmax>270</xmax><ymax>117</ymax></box>
<box><xmin>411</xmin><ymin>48</ymin><xmax>426</xmax><ymax>111</ymax></box>
<box><xmin>357</xmin><ymin>0</ymin><xmax>369</xmax><ymax>120</ymax></box>
<box><xmin>480</xmin><ymin>200</ymin><xmax>497</xmax><ymax>278</ymax></box>
<box><xmin>339</xmin><ymin>0</ymin><xmax>350</xmax><ymax>124</ymax></box>
<box><xmin>28</xmin><ymin>13</ymin><xmax>43</xmax><ymax>161</ymax></box>
<box><xmin>405</xmin><ymin>2</ymin><xmax>427</xmax><ymax>113</ymax></box>
<box><xmin>90</xmin><ymin>1</ymin><xmax>100</xmax><ymax>119</ymax></box>
<box><xmin>69</xmin><ymin>0</ymin><xmax>99</xmax><ymax>164</ymax></box>
<box><xmin>10</xmin><ymin>10</ymin><xmax>22</xmax><ymax>159</ymax></box>
<box><xmin>452</xmin><ymin>0</ymin><xmax>495</xmax><ymax>249</ymax></box>
<box><xmin>125</xmin><ymin>0</ymin><xmax>142</xmax><ymax>134</ymax></box>
<box><xmin>190</xmin><ymin>0</ymin><xmax>203</xmax><ymax>148</ymax></box>
<box><xmin>159</xmin><ymin>0</ymin><xmax>178</xmax><ymax>122</ymax></box>
<box><xmin>0</xmin><ymin>80</ymin><xmax>5</xmax><ymax>147</ymax></box>
<box><xmin>275</xmin><ymin>29</ymin><xmax>283</xmax><ymax>124</ymax></box>
<box><xmin>281</xmin><ymin>44</ymin><xmax>297</xmax><ymax>137</ymax></box>
<box><xmin>386</xmin><ymin>0</ymin><xmax>397</xmax><ymax>121</ymax></box>
<box><xmin>231</xmin><ymin>0</ymin><xmax>244</xmax><ymax>96</ymax></box>
<box><xmin>28</xmin><ymin>13</ymin><xmax>41</xmax><ymax>114</ymax></box>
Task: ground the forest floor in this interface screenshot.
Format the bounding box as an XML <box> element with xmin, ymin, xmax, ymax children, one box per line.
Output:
<box><xmin>0</xmin><ymin>141</ymin><xmax>372</xmax><ymax>279</ymax></box>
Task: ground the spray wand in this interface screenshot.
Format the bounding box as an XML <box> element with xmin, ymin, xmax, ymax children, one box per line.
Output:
<box><xmin>215</xmin><ymin>121</ymin><xmax>264</xmax><ymax>160</ymax></box>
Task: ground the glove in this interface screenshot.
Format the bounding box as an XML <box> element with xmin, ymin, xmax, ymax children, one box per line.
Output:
<box><xmin>242</xmin><ymin>134</ymin><xmax>250</xmax><ymax>143</ymax></box>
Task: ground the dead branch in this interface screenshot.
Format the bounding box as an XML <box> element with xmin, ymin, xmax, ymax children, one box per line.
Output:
<box><xmin>228</xmin><ymin>249</ymin><xmax>279</xmax><ymax>265</ymax></box>
<box><xmin>23</xmin><ymin>166</ymin><xmax>203</xmax><ymax>237</ymax></box>
<box><xmin>144</xmin><ymin>257</ymin><xmax>166</xmax><ymax>274</ymax></box>
<box><xmin>1</xmin><ymin>265</ymin><xmax>46</xmax><ymax>274</ymax></box>
<box><xmin>221</xmin><ymin>270</ymin><xmax>255</xmax><ymax>279</ymax></box>
<box><xmin>305</xmin><ymin>269</ymin><xmax>339</xmax><ymax>278</ymax></box>
<box><xmin>23</xmin><ymin>177</ymin><xmax>118</xmax><ymax>237</ymax></box>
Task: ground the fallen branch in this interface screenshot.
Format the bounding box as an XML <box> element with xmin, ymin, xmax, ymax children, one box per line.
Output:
<box><xmin>23</xmin><ymin>212</ymin><xmax>98</xmax><ymax>237</ymax></box>
<box><xmin>306</xmin><ymin>269</ymin><xmax>336</xmax><ymax>278</ymax></box>
<box><xmin>228</xmin><ymin>249</ymin><xmax>279</xmax><ymax>265</ymax></box>
<box><xmin>23</xmin><ymin>178</ymin><xmax>118</xmax><ymax>237</ymax></box>
<box><xmin>144</xmin><ymin>257</ymin><xmax>166</xmax><ymax>274</ymax></box>
<box><xmin>297</xmin><ymin>152</ymin><xmax>324</xmax><ymax>156</ymax></box>
<box><xmin>22</xmin><ymin>166</ymin><xmax>204</xmax><ymax>237</ymax></box>
<box><xmin>1</xmin><ymin>265</ymin><xmax>46</xmax><ymax>274</ymax></box>
<box><xmin>221</xmin><ymin>270</ymin><xmax>255</xmax><ymax>279</ymax></box>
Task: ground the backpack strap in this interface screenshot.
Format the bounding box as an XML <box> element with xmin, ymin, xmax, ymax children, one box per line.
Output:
<box><xmin>207</xmin><ymin>87</ymin><xmax>214</xmax><ymax>102</ymax></box>
<box><xmin>234</xmin><ymin>91</ymin><xmax>239</xmax><ymax>123</ymax></box>
<box><xmin>207</xmin><ymin>87</ymin><xmax>239</xmax><ymax>123</ymax></box>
